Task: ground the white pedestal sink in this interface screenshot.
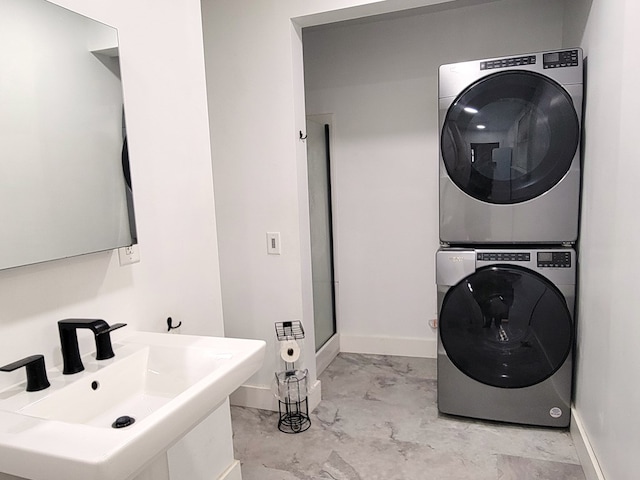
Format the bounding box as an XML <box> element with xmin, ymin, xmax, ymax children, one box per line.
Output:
<box><xmin>0</xmin><ymin>332</ymin><xmax>265</xmax><ymax>480</ymax></box>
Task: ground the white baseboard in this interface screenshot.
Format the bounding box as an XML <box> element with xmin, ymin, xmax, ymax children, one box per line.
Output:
<box><xmin>229</xmin><ymin>378</ymin><xmax>322</xmax><ymax>413</ymax></box>
<box><xmin>570</xmin><ymin>408</ymin><xmax>606</xmax><ymax>480</ymax></box>
<box><xmin>316</xmin><ymin>334</ymin><xmax>340</xmax><ymax>375</ymax></box>
<box><xmin>218</xmin><ymin>460</ymin><xmax>242</xmax><ymax>480</ymax></box>
<box><xmin>340</xmin><ymin>334</ymin><xmax>437</xmax><ymax>358</ymax></box>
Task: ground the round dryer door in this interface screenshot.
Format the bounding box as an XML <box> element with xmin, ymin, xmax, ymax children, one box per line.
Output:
<box><xmin>441</xmin><ymin>71</ymin><xmax>579</xmax><ymax>204</ymax></box>
<box><xmin>439</xmin><ymin>265</ymin><xmax>572</xmax><ymax>389</ymax></box>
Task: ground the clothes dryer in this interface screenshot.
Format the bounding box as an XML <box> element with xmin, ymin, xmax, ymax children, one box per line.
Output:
<box><xmin>436</xmin><ymin>247</ymin><xmax>575</xmax><ymax>427</ymax></box>
<box><xmin>439</xmin><ymin>49</ymin><xmax>583</xmax><ymax>244</ymax></box>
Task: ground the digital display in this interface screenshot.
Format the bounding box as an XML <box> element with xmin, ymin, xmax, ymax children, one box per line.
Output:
<box><xmin>544</xmin><ymin>53</ymin><xmax>560</xmax><ymax>63</ymax></box>
<box><xmin>538</xmin><ymin>252</ymin><xmax>553</xmax><ymax>262</ymax></box>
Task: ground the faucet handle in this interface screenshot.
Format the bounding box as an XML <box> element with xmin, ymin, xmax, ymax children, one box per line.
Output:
<box><xmin>95</xmin><ymin>323</ymin><xmax>127</xmax><ymax>360</ymax></box>
<box><xmin>0</xmin><ymin>354</ymin><xmax>51</xmax><ymax>392</ymax></box>
<box><xmin>98</xmin><ymin>322</ymin><xmax>127</xmax><ymax>335</ymax></box>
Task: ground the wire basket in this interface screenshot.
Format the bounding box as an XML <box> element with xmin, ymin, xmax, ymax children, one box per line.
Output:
<box><xmin>274</xmin><ymin>369</ymin><xmax>311</xmax><ymax>434</ymax></box>
<box><xmin>275</xmin><ymin>321</ymin><xmax>305</xmax><ymax>341</ymax></box>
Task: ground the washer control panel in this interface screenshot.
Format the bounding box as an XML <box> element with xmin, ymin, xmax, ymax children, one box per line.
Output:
<box><xmin>537</xmin><ymin>251</ymin><xmax>572</xmax><ymax>268</ymax></box>
<box><xmin>477</xmin><ymin>252</ymin><xmax>530</xmax><ymax>262</ymax></box>
<box><xmin>543</xmin><ymin>49</ymin><xmax>580</xmax><ymax>69</ymax></box>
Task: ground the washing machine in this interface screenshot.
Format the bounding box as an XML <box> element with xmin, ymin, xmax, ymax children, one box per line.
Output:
<box><xmin>439</xmin><ymin>48</ymin><xmax>583</xmax><ymax>244</ymax></box>
<box><xmin>436</xmin><ymin>247</ymin><xmax>574</xmax><ymax>427</ymax></box>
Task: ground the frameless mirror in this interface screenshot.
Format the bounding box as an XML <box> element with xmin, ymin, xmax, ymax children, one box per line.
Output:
<box><xmin>0</xmin><ymin>0</ymin><xmax>136</xmax><ymax>270</ymax></box>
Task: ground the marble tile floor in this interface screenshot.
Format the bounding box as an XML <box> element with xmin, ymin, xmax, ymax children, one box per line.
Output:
<box><xmin>231</xmin><ymin>353</ymin><xmax>585</xmax><ymax>480</ymax></box>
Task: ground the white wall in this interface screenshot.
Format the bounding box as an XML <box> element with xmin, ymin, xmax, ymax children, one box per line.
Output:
<box><xmin>200</xmin><ymin>0</ymin><xmax>469</xmax><ymax>403</ymax></box>
<box><xmin>565</xmin><ymin>0</ymin><xmax>640</xmax><ymax>478</ymax></box>
<box><xmin>201</xmin><ymin>0</ymin><xmax>312</xmax><ymax>398</ymax></box>
<box><xmin>303</xmin><ymin>0</ymin><xmax>565</xmax><ymax>357</ymax></box>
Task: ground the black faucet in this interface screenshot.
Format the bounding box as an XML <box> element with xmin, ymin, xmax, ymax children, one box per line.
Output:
<box><xmin>58</xmin><ymin>319</ymin><xmax>127</xmax><ymax>374</ymax></box>
<box><xmin>0</xmin><ymin>354</ymin><xmax>50</xmax><ymax>391</ymax></box>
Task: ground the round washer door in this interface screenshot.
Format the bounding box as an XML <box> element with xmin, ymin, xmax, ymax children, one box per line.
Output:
<box><xmin>439</xmin><ymin>265</ymin><xmax>572</xmax><ymax>389</ymax></box>
<box><xmin>441</xmin><ymin>71</ymin><xmax>579</xmax><ymax>204</ymax></box>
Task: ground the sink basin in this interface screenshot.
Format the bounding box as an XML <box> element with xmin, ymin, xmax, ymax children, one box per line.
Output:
<box><xmin>0</xmin><ymin>331</ymin><xmax>265</xmax><ymax>480</ymax></box>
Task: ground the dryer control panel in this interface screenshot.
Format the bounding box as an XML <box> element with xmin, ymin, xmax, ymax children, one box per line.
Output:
<box><xmin>480</xmin><ymin>55</ymin><xmax>536</xmax><ymax>70</ymax></box>
<box><xmin>543</xmin><ymin>50</ymin><xmax>580</xmax><ymax>69</ymax></box>
<box><xmin>537</xmin><ymin>251</ymin><xmax>572</xmax><ymax>268</ymax></box>
<box><xmin>477</xmin><ymin>252</ymin><xmax>530</xmax><ymax>262</ymax></box>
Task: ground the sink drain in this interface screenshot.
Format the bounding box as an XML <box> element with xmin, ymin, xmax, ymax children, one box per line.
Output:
<box><xmin>112</xmin><ymin>415</ymin><xmax>135</xmax><ymax>429</ymax></box>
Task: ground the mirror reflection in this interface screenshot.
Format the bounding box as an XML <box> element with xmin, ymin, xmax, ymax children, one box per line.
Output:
<box><xmin>0</xmin><ymin>0</ymin><xmax>135</xmax><ymax>270</ymax></box>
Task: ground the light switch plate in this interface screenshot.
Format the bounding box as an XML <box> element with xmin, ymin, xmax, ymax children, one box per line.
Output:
<box><xmin>266</xmin><ymin>232</ymin><xmax>281</xmax><ymax>255</ymax></box>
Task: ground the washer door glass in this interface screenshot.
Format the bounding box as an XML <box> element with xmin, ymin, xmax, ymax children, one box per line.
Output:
<box><xmin>441</xmin><ymin>71</ymin><xmax>579</xmax><ymax>204</ymax></box>
<box><xmin>439</xmin><ymin>265</ymin><xmax>572</xmax><ymax>389</ymax></box>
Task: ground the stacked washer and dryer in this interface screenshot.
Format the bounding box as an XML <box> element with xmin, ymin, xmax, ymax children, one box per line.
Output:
<box><xmin>436</xmin><ymin>49</ymin><xmax>583</xmax><ymax>427</ymax></box>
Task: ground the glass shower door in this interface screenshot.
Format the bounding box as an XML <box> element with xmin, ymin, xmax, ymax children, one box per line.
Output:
<box><xmin>306</xmin><ymin>118</ymin><xmax>337</xmax><ymax>351</ymax></box>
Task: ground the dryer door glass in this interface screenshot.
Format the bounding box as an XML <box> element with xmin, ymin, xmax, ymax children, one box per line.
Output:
<box><xmin>439</xmin><ymin>265</ymin><xmax>572</xmax><ymax>389</ymax></box>
<box><xmin>441</xmin><ymin>71</ymin><xmax>579</xmax><ymax>204</ymax></box>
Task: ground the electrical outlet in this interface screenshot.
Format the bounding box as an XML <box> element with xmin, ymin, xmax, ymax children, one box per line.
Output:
<box><xmin>118</xmin><ymin>244</ymin><xmax>140</xmax><ymax>266</ymax></box>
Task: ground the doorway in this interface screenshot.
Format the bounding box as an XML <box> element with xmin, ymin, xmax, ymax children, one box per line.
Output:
<box><xmin>306</xmin><ymin>116</ymin><xmax>337</xmax><ymax>353</ymax></box>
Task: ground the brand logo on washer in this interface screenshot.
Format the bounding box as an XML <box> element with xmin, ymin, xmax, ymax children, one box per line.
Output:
<box><xmin>449</xmin><ymin>256</ymin><xmax>465</xmax><ymax>263</ymax></box>
<box><xmin>549</xmin><ymin>407</ymin><xmax>563</xmax><ymax>418</ymax></box>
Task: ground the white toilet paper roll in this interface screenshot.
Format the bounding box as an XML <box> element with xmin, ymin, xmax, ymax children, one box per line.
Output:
<box><xmin>280</xmin><ymin>339</ymin><xmax>301</xmax><ymax>363</ymax></box>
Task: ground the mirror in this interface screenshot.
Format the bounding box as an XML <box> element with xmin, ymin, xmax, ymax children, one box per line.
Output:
<box><xmin>0</xmin><ymin>0</ymin><xmax>136</xmax><ymax>270</ymax></box>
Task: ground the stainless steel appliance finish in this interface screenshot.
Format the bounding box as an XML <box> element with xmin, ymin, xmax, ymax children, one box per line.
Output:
<box><xmin>436</xmin><ymin>247</ymin><xmax>575</xmax><ymax>427</ymax></box>
<box><xmin>439</xmin><ymin>49</ymin><xmax>583</xmax><ymax>244</ymax></box>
